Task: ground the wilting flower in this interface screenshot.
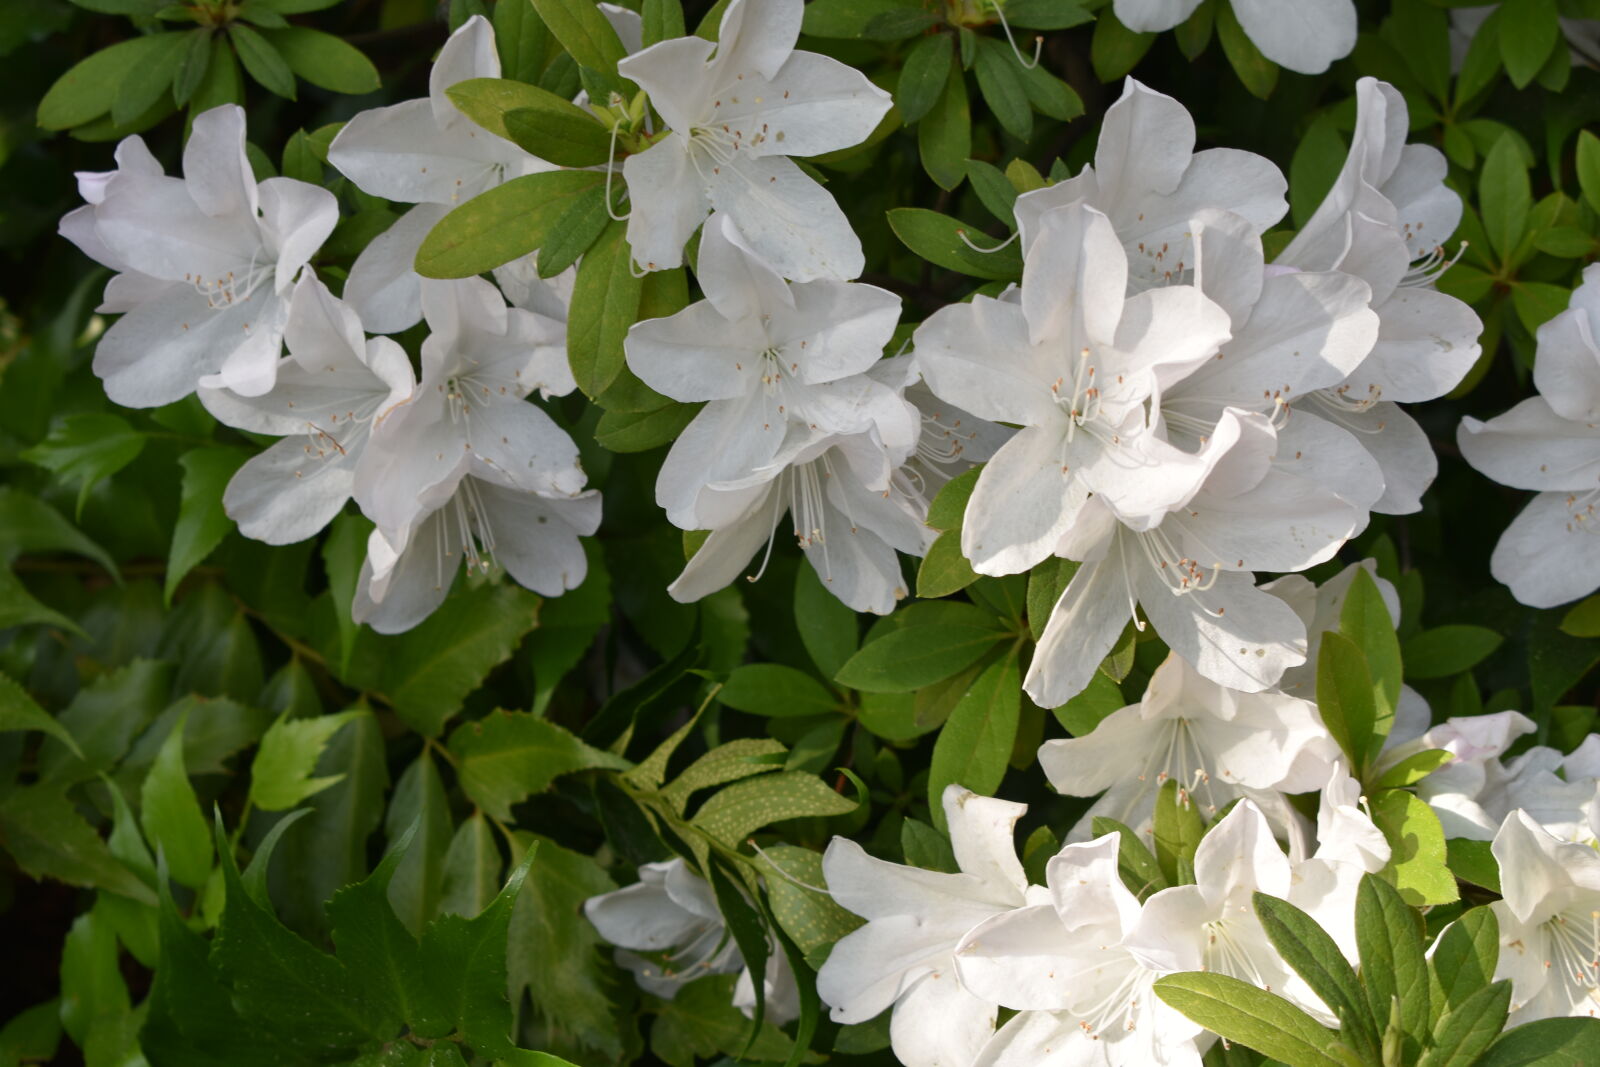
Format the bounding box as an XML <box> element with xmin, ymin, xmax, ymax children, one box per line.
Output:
<box><xmin>1459</xmin><ymin>264</ymin><xmax>1600</xmax><ymax>607</ymax></box>
<box><xmin>617</xmin><ymin>0</ymin><xmax>892</xmax><ymax>280</ymax></box>
<box><xmin>198</xmin><ymin>275</ymin><xmax>412</xmax><ymax>545</ymax></box>
<box><xmin>59</xmin><ymin>105</ymin><xmax>337</xmax><ymax>406</ymax></box>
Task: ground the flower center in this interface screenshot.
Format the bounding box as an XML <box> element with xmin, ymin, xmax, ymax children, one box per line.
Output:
<box><xmin>1538</xmin><ymin>907</ymin><xmax>1600</xmax><ymax>1004</ymax></box>
<box><xmin>1051</xmin><ymin>347</ymin><xmax>1105</xmax><ymax>443</ymax></box>
<box><xmin>185</xmin><ymin>251</ymin><xmax>274</xmax><ymax>310</ymax></box>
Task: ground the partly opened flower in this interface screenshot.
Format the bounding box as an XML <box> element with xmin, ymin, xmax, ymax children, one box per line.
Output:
<box><xmin>1459</xmin><ymin>264</ymin><xmax>1600</xmax><ymax>607</ymax></box>
<box><xmin>60</xmin><ymin>105</ymin><xmax>337</xmax><ymax>405</ymax></box>
<box><xmin>617</xmin><ymin>0</ymin><xmax>892</xmax><ymax>280</ymax></box>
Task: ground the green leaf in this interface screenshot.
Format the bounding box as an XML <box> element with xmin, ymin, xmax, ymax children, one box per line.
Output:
<box><xmin>1355</xmin><ymin>873</ymin><xmax>1428</xmax><ymax>1062</ymax></box>
<box><xmin>1001</xmin><ymin>0</ymin><xmax>1091</xmax><ymax>31</ymax></box>
<box><xmin>1402</xmin><ymin>625</ymin><xmax>1503</xmax><ymax>680</ymax></box>
<box><xmin>1418</xmin><ymin>980</ymin><xmax>1511</xmax><ymax>1067</ymax></box>
<box><xmin>1215</xmin><ymin>0</ymin><xmax>1277</xmax><ymax>97</ymax></box>
<box><xmin>112</xmin><ymin>31</ymin><xmax>185</xmax><ymax>126</ymax></box>
<box><xmin>972</xmin><ymin>39</ymin><xmax>1031</xmax><ymax>141</ymax></box>
<box><xmin>247</xmin><ymin>709</ymin><xmax>364</xmax><ymax>811</ymax></box>
<box><xmin>385</xmin><ymin>752</ymin><xmax>453</xmax><ymax>935</ymax></box>
<box><xmin>1560</xmin><ymin>593</ymin><xmax>1600</xmax><ymax>637</ymax></box>
<box><xmin>594</xmin><ymin>401</ymin><xmax>701</xmax><ymax>452</ymax></box>
<box><xmin>0</xmin><ymin>785</ymin><xmax>155</xmax><ymax>904</ymax></box>
<box><xmin>568</xmin><ymin>219</ymin><xmax>643</xmax><ymax>397</ymax></box>
<box><xmin>1253</xmin><ymin>892</ymin><xmax>1381</xmax><ymax>1060</ymax></box>
<box><xmin>1151</xmin><ymin>778</ymin><xmax>1205</xmax><ymax>885</ymax></box>
<box><xmin>649</xmin><ymin>973</ymin><xmax>797</xmax><ymax>1066</ymax></box>
<box><xmin>800</xmin><ymin>0</ymin><xmax>920</xmax><ymax>37</ymax></box>
<box><xmin>172</xmin><ymin>28</ymin><xmax>214</xmax><ymax>106</ymax></box>
<box><xmin>188</xmin><ymin>33</ymin><xmax>243</xmax><ymax>118</ymax></box>
<box><xmin>0</xmin><ymin>670</ymin><xmax>82</xmax><ymax>757</ymax></box>
<box><xmin>1446</xmin><ymin>837</ymin><xmax>1501</xmax><ymax>892</ymax></box>
<box><xmin>690</xmin><ymin>771</ymin><xmax>857</xmax><ymax>846</ymax></box>
<box><xmin>1475</xmin><ymin>1017</ymin><xmax>1600</xmax><ymax>1066</ymax></box>
<box><xmin>439</xmin><ymin>813</ymin><xmax>504</xmax><ymax>918</ymax></box>
<box><xmin>1512</xmin><ymin>281</ymin><xmax>1573</xmax><ymax>333</ymax></box>
<box><xmin>322</xmin><ymin>511</ymin><xmax>370</xmax><ymax>676</ymax></box>
<box><xmin>753</xmin><ymin>843</ymin><xmax>862</xmax><ymax>954</ymax></box>
<box><xmin>896</xmin><ymin>32</ymin><xmax>954</xmax><ymax>124</ymax></box>
<box><xmin>835</xmin><ymin>620</ymin><xmax>1007</xmax><ymax>693</ymax></box>
<box><xmin>229</xmin><ymin>23</ymin><xmax>296</xmax><ymax>98</ymax></box>
<box><xmin>448</xmin><ymin>711</ymin><xmax>630</xmax><ymax>820</ymax></box>
<box><xmin>1090</xmin><ymin>9</ymin><xmax>1155</xmax><ymax>82</ymax></box>
<box><xmin>260</xmin><ymin>27</ymin><xmax>380</xmax><ymax>94</ymax></box>
<box><xmin>794</xmin><ymin>563</ymin><xmax>859</xmax><ymax>680</ymax></box>
<box><xmin>1053</xmin><ymin>669</ymin><xmax>1123</xmax><ymax>737</ymax></box>
<box><xmin>415</xmin><ymin>843</ymin><xmax>539</xmax><ymax>1055</ymax></box>
<box><xmin>928</xmin><ymin>653</ymin><xmax>1020</xmax><ymax>830</ymax></box>
<box><xmin>507</xmin><ymin>833</ymin><xmax>628</xmax><ymax>1059</ymax></box>
<box><xmin>451</xmin><ymin>78</ymin><xmax>613</xmax><ymax>167</ymax></box>
<box><xmin>1340</xmin><ymin>568</ymin><xmax>1402</xmax><ymax>744</ymax></box>
<box><xmin>926</xmin><ymin>467</ymin><xmax>979</xmax><ymax>531</ymax></box>
<box><xmin>324</xmin><ymin>824</ymin><xmax>435</xmax><ymax>1033</ymax></box>
<box><xmin>1576</xmin><ymin>130</ymin><xmax>1600</xmax><ymax>218</ymax></box>
<box><xmin>918</xmin><ymin>62</ymin><xmax>971</xmax><ymax>190</ymax></box>
<box><xmin>719</xmin><ymin>664</ymin><xmax>838</xmax><ymax>718</ymax></box>
<box><xmin>1498</xmin><ymin>0</ymin><xmax>1558</xmax><ymax>87</ymax></box>
<box><xmin>1026</xmin><ymin>557</ymin><xmax>1075</xmax><ymax>643</ymax></box>
<box><xmin>1014</xmin><ymin>60</ymin><xmax>1082</xmax><ymax>121</ymax></box>
<box><xmin>1372</xmin><ymin>789</ymin><xmax>1459</xmax><ymax>906</ymax></box>
<box><xmin>1431</xmin><ymin>906</ymin><xmax>1500</xmax><ymax>1015</ymax></box>
<box><xmin>281</xmin><ymin>127</ymin><xmax>321</xmax><ymax>183</ymax></box>
<box><xmin>1481</xmin><ymin>133</ymin><xmax>1532</xmax><ymax>261</ymax></box>
<box><xmin>140</xmin><ymin>713</ymin><xmax>213</xmax><ymax>890</ymax></box>
<box><xmin>1317</xmin><ymin>630</ymin><xmax>1379</xmax><ymax>775</ymax></box>
<box><xmin>0</xmin><ymin>487</ymin><xmax>118</xmax><ymax>579</ymax></box>
<box><xmin>659</xmin><ymin>738</ymin><xmax>786</xmax><ymax>813</ymax></box>
<box><xmin>166</xmin><ymin>447</ymin><xmax>248</xmax><ymax>604</ymax></box>
<box><xmin>887</xmin><ymin>207</ymin><xmax>1023</xmax><ymax>281</ymax></box>
<box><xmin>416</xmin><ymin>170</ymin><xmax>607</xmax><ymax>278</ymax></box>
<box><xmin>642</xmin><ymin>0</ymin><xmax>686</xmax><ymax>45</ymax></box>
<box><xmin>1090</xmin><ymin>816</ymin><xmax>1168</xmax><ymax>899</ymax></box>
<box><xmin>1375</xmin><ymin>748</ymin><xmax>1454</xmax><ymax>789</ymax></box>
<box><xmin>378</xmin><ymin>583</ymin><xmax>543</xmax><ymax>736</ymax></box>
<box><xmin>965</xmin><ymin>159</ymin><xmax>1020</xmax><ymax>226</ymax></box>
<box><xmin>1153</xmin><ymin>972</ymin><xmax>1356</xmax><ymax>1067</ymax></box>
<box><xmin>917</xmin><ymin>530</ymin><xmax>980</xmax><ymax>599</ymax></box>
<box><xmin>529</xmin><ymin>0</ymin><xmax>627</xmax><ymax>74</ymax></box>
<box><xmin>40</xmin><ymin>35</ymin><xmax>180</xmax><ymax>129</ymax></box>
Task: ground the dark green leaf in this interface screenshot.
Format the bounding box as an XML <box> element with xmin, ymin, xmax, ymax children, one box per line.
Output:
<box><xmin>972</xmin><ymin>39</ymin><xmax>1031</xmax><ymax>141</ymax></box>
<box><xmin>166</xmin><ymin>447</ymin><xmax>248</xmax><ymax>603</ymax></box>
<box><xmin>1355</xmin><ymin>873</ymin><xmax>1428</xmax><ymax>1061</ymax></box>
<box><xmin>1403</xmin><ymin>626</ymin><xmax>1503</xmax><ymax>680</ymax></box>
<box><xmin>896</xmin><ymin>33</ymin><xmax>954</xmax><ymax>124</ymax></box>
<box><xmin>927</xmin><ymin>653</ymin><xmax>1020</xmax><ymax>830</ymax></box>
<box><xmin>918</xmin><ymin>62</ymin><xmax>971</xmax><ymax>190</ymax></box>
<box><xmin>887</xmin><ymin>207</ymin><xmax>1023</xmax><ymax>281</ymax></box>
<box><xmin>1253</xmin><ymin>892</ymin><xmax>1381</xmax><ymax>1061</ymax></box>
<box><xmin>834</xmin><ymin>619</ymin><xmax>1007</xmax><ymax>692</ymax></box>
<box><xmin>229</xmin><ymin>23</ymin><xmax>296</xmax><ymax>98</ymax></box>
<box><xmin>448</xmin><ymin>710</ymin><xmax>630</xmax><ymax>820</ymax></box>
<box><xmin>1475</xmin><ymin>1017</ymin><xmax>1600</xmax><ymax>1066</ymax></box>
<box><xmin>261</xmin><ymin>27</ymin><xmax>380</xmax><ymax>94</ymax></box>
<box><xmin>568</xmin><ymin>219</ymin><xmax>644</xmax><ymax>398</ymax></box>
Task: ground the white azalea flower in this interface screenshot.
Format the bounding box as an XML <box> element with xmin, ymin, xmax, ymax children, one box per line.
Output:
<box><xmin>1277</xmin><ymin>78</ymin><xmax>1481</xmax><ymax>514</ymax></box>
<box><xmin>1134</xmin><ymin>801</ymin><xmax>1316</xmax><ymax>1016</ymax></box>
<box><xmin>1490</xmin><ymin>810</ymin><xmax>1600</xmax><ymax>1024</ymax></box>
<box><xmin>616</xmin><ymin>0</ymin><xmax>892</xmax><ymax>280</ymax></box>
<box><xmin>352</xmin><ymin>474</ymin><xmax>599</xmax><ymax>634</ymax></box>
<box><xmin>58</xmin><ymin>105</ymin><xmax>337</xmax><ymax>406</ymax></box>
<box><xmin>955</xmin><ymin>834</ymin><xmax>1205</xmax><ymax>1067</ymax></box>
<box><xmin>624</xmin><ymin>211</ymin><xmax>903</xmax><ymax>531</ymax></box>
<box><xmin>1038</xmin><ymin>651</ymin><xmax>1338</xmax><ymax>842</ymax></box>
<box><xmin>328</xmin><ymin>15</ymin><xmax>554</xmax><ymax>332</ymax></box>
<box><xmin>1261</xmin><ymin>560</ymin><xmax>1402</xmax><ymax>699</ymax></box>
<box><xmin>1025</xmin><ymin>404</ymin><xmax>1356</xmax><ymax>705</ymax></box>
<box><xmin>916</xmin><ymin>199</ymin><xmax>1233</xmax><ymax>578</ymax></box>
<box><xmin>1012</xmin><ymin>79</ymin><xmax>1287</xmax><ymax>291</ymax></box>
<box><xmin>1459</xmin><ymin>264</ymin><xmax>1600</xmax><ymax>607</ymax></box>
<box><xmin>582</xmin><ymin>857</ymin><xmax>800</xmax><ymax>1026</ymax></box>
<box><xmin>667</xmin><ymin>411</ymin><xmax>932</xmax><ymax>614</ymax></box>
<box><xmin>197</xmin><ymin>275</ymin><xmax>412</xmax><ymax>545</ymax></box>
<box><xmin>1114</xmin><ymin>0</ymin><xmax>1356</xmax><ymax>74</ymax></box>
<box><xmin>1284</xmin><ymin>766</ymin><xmax>1391</xmax><ymax>962</ymax></box>
<box><xmin>818</xmin><ymin>786</ymin><xmax>1046</xmax><ymax>1067</ymax></box>
<box><xmin>352</xmin><ymin>276</ymin><xmax>584</xmax><ymax>538</ymax></box>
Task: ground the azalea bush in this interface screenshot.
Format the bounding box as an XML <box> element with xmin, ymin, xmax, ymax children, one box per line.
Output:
<box><xmin>7</xmin><ymin>0</ymin><xmax>1600</xmax><ymax>1064</ymax></box>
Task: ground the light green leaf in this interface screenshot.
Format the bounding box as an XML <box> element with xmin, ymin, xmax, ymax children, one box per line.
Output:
<box><xmin>1418</xmin><ymin>979</ymin><xmax>1510</xmax><ymax>1067</ymax></box>
<box><xmin>753</xmin><ymin>844</ymin><xmax>862</xmax><ymax>954</ymax></box>
<box><xmin>1577</xmin><ymin>130</ymin><xmax>1600</xmax><ymax>218</ymax></box>
<box><xmin>927</xmin><ymin>653</ymin><xmax>1020</xmax><ymax>830</ymax></box>
<box><xmin>230</xmin><ymin>22</ymin><xmax>296</xmax><ymax>98</ymax></box>
<box><xmin>1431</xmin><ymin>906</ymin><xmax>1500</xmax><ymax>1017</ymax></box>
<box><xmin>660</xmin><ymin>738</ymin><xmax>787</xmax><ymax>811</ymax></box>
<box><xmin>1375</xmin><ymin>748</ymin><xmax>1454</xmax><ymax>789</ymax></box>
<box><xmin>529</xmin><ymin>0</ymin><xmax>627</xmax><ymax>73</ymax></box>
<box><xmin>917</xmin><ymin>530</ymin><xmax>980</xmax><ymax>598</ymax></box>
<box><xmin>247</xmin><ymin>710</ymin><xmax>364</xmax><ymax>812</ymax></box>
<box><xmin>1215</xmin><ymin>0</ymin><xmax>1277</xmax><ymax>97</ymax></box>
<box><xmin>1372</xmin><ymin>788</ymin><xmax>1459</xmax><ymax>906</ymax></box>
<box><xmin>1355</xmin><ymin>872</ymin><xmax>1428</xmax><ymax>1062</ymax></box>
<box><xmin>1498</xmin><ymin>0</ymin><xmax>1558</xmax><ymax>87</ymax></box>
<box><xmin>1480</xmin><ymin>133</ymin><xmax>1531</xmax><ymax>261</ymax></box>
<box><xmin>261</xmin><ymin>26</ymin><xmax>380</xmax><ymax>94</ymax></box>
<box><xmin>448</xmin><ymin>711</ymin><xmax>630</xmax><ymax>820</ymax></box>
<box><xmin>1090</xmin><ymin>8</ymin><xmax>1155</xmax><ymax>82</ymax></box>
<box><xmin>439</xmin><ymin>813</ymin><xmax>503</xmax><ymax>918</ymax></box>
<box><xmin>568</xmin><ymin>219</ymin><xmax>643</xmax><ymax>397</ymax></box>
<box><xmin>416</xmin><ymin>169</ymin><xmax>607</xmax><ymax>278</ymax></box>
<box><xmin>887</xmin><ymin>207</ymin><xmax>1022</xmax><ymax>280</ymax></box>
<box><xmin>140</xmin><ymin>713</ymin><xmax>213</xmax><ymax>890</ymax></box>
<box><xmin>690</xmin><ymin>770</ymin><xmax>857</xmax><ymax>846</ymax></box>
<box><xmin>1153</xmin><ymin>972</ymin><xmax>1357</xmax><ymax>1067</ymax></box>
<box><xmin>1475</xmin><ymin>1017</ymin><xmax>1600</xmax><ymax>1066</ymax></box>
<box><xmin>1317</xmin><ymin>630</ymin><xmax>1378</xmax><ymax>775</ymax></box>
<box><xmin>1340</xmin><ymin>568</ymin><xmax>1402</xmax><ymax>746</ymax></box>
<box><xmin>39</xmin><ymin>35</ymin><xmax>179</xmax><ymax>129</ymax></box>
<box><xmin>1253</xmin><ymin>891</ymin><xmax>1381</xmax><ymax>1060</ymax></box>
